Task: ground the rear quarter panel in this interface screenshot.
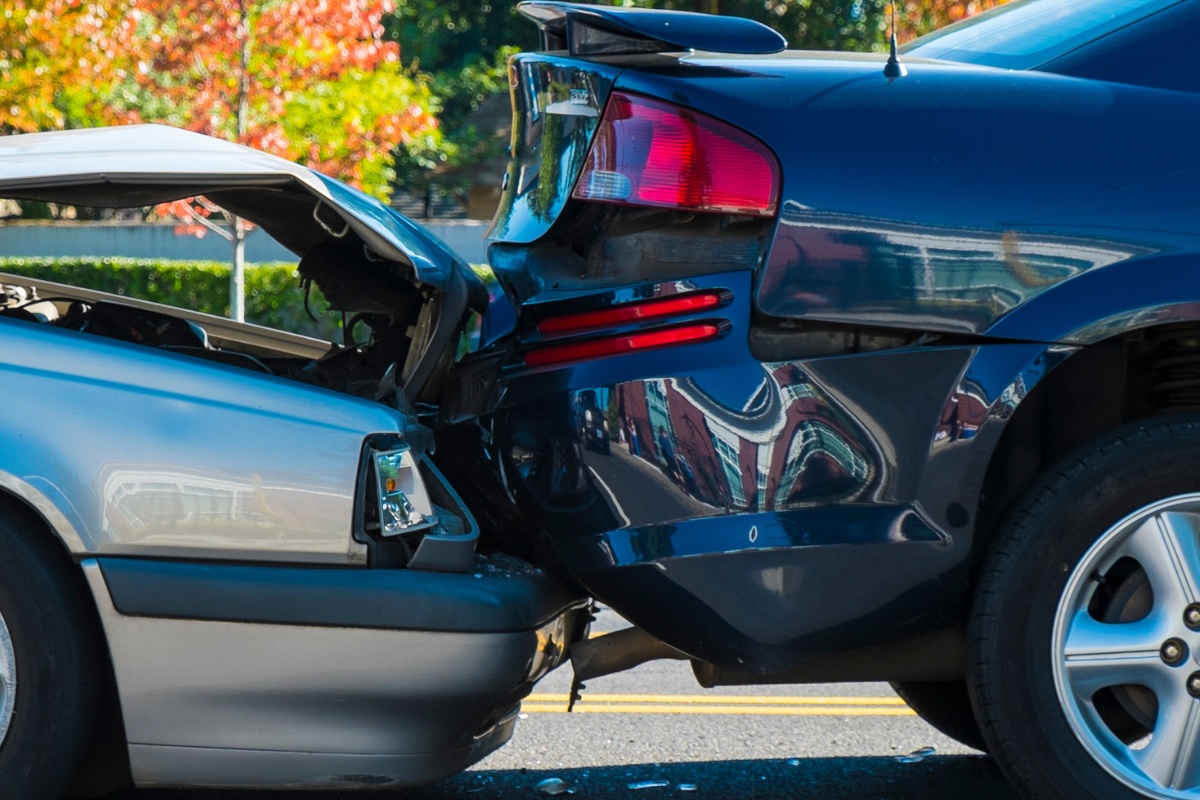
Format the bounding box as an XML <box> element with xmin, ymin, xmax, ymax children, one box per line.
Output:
<box><xmin>614</xmin><ymin>54</ymin><xmax>1200</xmax><ymax>336</ymax></box>
<box><xmin>0</xmin><ymin>317</ymin><xmax>404</xmax><ymax>563</ymax></box>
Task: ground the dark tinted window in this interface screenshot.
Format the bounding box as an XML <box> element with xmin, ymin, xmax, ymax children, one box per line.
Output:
<box><xmin>903</xmin><ymin>0</ymin><xmax>1184</xmax><ymax>70</ymax></box>
<box><xmin>1041</xmin><ymin>0</ymin><xmax>1200</xmax><ymax>93</ymax></box>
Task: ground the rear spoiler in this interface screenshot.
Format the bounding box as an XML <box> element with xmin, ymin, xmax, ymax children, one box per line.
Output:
<box><xmin>517</xmin><ymin>2</ymin><xmax>787</xmax><ymax>56</ymax></box>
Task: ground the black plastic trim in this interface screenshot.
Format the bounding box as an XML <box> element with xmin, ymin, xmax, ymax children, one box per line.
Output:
<box><xmin>97</xmin><ymin>556</ymin><xmax>586</xmax><ymax>633</ymax></box>
<box><xmin>518</xmin><ymin>2</ymin><xmax>787</xmax><ymax>55</ymax></box>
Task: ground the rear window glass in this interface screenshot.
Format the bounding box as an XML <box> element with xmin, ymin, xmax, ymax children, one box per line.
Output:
<box><xmin>902</xmin><ymin>0</ymin><xmax>1182</xmax><ymax>69</ymax></box>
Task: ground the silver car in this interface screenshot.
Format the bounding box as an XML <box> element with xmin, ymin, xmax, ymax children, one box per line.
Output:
<box><xmin>0</xmin><ymin>125</ymin><xmax>587</xmax><ymax>798</ymax></box>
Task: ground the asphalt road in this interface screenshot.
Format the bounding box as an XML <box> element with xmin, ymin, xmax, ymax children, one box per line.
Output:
<box><xmin>111</xmin><ymin>607</ymin><xmax>1020</xmax><ymax>800</ymax></box>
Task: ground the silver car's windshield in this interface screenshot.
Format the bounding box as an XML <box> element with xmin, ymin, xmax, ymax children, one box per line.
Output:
<box><xmin>902</xmin><ymin>0</ymin><xmax>1182</xmax><ymax>69</ymax></box>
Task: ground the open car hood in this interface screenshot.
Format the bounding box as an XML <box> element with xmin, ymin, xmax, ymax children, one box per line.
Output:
<box><xmin>0</xmin><ymin>125</ymin><xmax>487</xmax><ymax>310</ymax></box>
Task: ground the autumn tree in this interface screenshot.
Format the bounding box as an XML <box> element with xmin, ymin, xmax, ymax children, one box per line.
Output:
<box><xmin>895</xmin><ymin>0</ymin><xmax>1005</xmax><ymax>41</ymax></box>
<box><xmin>100</xmin><ymin>0</ymin><xmax>440</xmax><ymax>319</ymax></box>
<box><xmin>1</xmin><ymin>0</ymin><xmax>439</xmax><ymax>320</ymax></box>
<box><xmin>0</xmin><ymin>0</ymin><xmax>127</xmax><ymax>134</ymax></box>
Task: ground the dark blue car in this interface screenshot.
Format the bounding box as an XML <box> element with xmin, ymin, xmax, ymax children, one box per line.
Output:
<box><xmin>436</xmin><ymin>1</ymin><xmax>1200</xmax><ymax>797</ymax></box>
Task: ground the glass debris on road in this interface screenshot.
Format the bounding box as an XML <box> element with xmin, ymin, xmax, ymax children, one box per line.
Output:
<box><xmin>893</xmin><ymin>746</ymin><xmax>937</xmax><ymax>764</ymax></box>
<box><xmin>536</xmin><ymin>777</ymin><xmax>573</xmax><ymax>795</ymax></box>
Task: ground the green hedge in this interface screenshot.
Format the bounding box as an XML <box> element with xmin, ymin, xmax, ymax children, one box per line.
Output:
<box><xmin>0</xmin><ymin>256</ymin><xmax>341</xmax><ymax>340</ymax></box>
<box><xmin>0</xmin><ymin>257</ymin><xmax>498</xmax><ymax>343</ymax></box>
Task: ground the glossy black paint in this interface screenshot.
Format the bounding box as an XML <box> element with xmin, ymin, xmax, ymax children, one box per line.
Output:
<box><xmin>444</xmin><ymin>266</ymin><xmax>1073</xmax><ymax>670</ymax></box>
<box><xmin>487</xmin><ymin>56</ymin><xmax>619</xmax><ymax>245</ymax></box>
<box><xmin>451</xmin><ymin>1</ymin><xmax>1200</xmax><ymax>674</ymax></box>
<box><xmin>609</xmin><ymin>55</ymin><xmax>1200</xmax><ymax>336</ymax></box>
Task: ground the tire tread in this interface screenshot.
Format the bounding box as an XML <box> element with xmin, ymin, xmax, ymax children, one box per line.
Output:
<box><xmin>969</xmin><ymin>416</ymin><xmax>1200</xmax><ymax>800</ymax></box>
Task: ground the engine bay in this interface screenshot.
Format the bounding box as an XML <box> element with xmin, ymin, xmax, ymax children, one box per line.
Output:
<box><xmin>0</xmin><ymin>252</ymin><xmax>441</xmax><ymax>412</ymax></box>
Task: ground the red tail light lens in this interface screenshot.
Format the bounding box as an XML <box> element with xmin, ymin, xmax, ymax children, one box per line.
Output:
<box><xmin>537</xmin><ymin>291</ymin><xmax>725</xmax><ymax>335</ymax></box>
<box><xmin>525</xmin><ymin>323</ymin><xmax>723</xmax><ymax>368</ymax></box>
<box><xmin>572</xmin><ymin>92</ymin><xmax>780</xmax><ymax>217</ymax></box>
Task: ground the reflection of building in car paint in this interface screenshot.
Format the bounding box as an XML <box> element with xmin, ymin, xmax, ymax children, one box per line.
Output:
<box><xmin>100</xmin><ymin>465</ymin><xmax>348</xmax><ymax>549</ymax></box>
<box><xmin>936</xmin><ymin>351</ymin><xmax>1047</xmax><ymax>444</ymax></box>
<box><xmin>612</xmin><ymin>363</ymin><xmax>876</xmax><ymax>512</ymax></box>
<box><xmin>574</xmin><ymin>388</ymin><xmax>611</xmax><ymax>453</ymax></box>
<box><xmin>937</xmin><ymin>381</ymin><xmax>990</xmax><ymax>442</ymax></box>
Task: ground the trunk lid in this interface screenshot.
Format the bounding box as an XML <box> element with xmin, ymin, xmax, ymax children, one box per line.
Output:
<box><xmin>487</xmin><ymin>1</ymin><xmax>786</xmax><ymax>247</ymax></box>
<box><xmin>0</xmin><ymin>124</ymin><xmax>487</xmax><ymax>404</ymax></box>
<box><xmin>485</xmin><ymin>53</ymin><xmax>621</xmax><ymax>245</ymax></box>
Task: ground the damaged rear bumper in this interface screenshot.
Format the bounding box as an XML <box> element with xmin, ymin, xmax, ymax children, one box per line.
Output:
<box><xmin>83</xmin><ymin>554</ymin><xmax>588</xmax><ymax>789</ymax></box>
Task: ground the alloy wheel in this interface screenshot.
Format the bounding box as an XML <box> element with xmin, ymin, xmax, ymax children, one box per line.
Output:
<box><xmin>1054</xmin><ymin>494</ymin><xmax>1200</xmax><ymax>798</ymax></box>
<box><xmin>0</xmin><ymin>609</ymin><xmax>15</xmax><ymax>745</ymax></box>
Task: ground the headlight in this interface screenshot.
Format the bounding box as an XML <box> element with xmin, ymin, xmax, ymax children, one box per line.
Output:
<box><xmin>373</xmin><ymin>446</ymin><xmax>434</xmax><ymax>536</ymax></box>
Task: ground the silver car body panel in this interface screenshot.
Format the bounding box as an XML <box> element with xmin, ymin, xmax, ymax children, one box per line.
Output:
<box><xmin>0</xmin><ymin>314</ymin><xmax>406</xmax><ymax>562</ymax></box>
<box><xmin>0</xmin><ymin>469</ymin><xmax>89</xmax><ymax>552</ymax></box>
<box><xmin>82</xmin><ymin>562</ymin><xmax>538</xmax><ymax>788</ymax></box>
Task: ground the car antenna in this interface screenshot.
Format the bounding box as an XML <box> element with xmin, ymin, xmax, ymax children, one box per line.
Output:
<box><xmin>883</xmin><ymin>3</ymin><xmax>908</xmax><ymax>80</ymax></box>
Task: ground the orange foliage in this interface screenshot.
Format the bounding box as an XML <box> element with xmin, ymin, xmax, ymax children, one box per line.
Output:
<box><xmin>896</xmin><ymin>0</ymin><xmax>1008</xmax><ymax>43</ymax></box>
<box><xmin>0</xmin><ymin>0</ymin><xmax>128</xmax><ymax>132</ymax></box>
<box><xmin>112</xmin><ymin>0</ymin><xmax>394</xmax><ymax>136</ymax></box>
<box><xmin>2</xmin><ymin>0</ymin><xmax>437</xmax><ymax>198</ymax></box>
<box><xmin>108</xmin><ymin>0</ymin><xmax>437</xmax><ymax>196</ymax></box>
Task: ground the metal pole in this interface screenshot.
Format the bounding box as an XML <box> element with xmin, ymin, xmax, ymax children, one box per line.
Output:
<box><xmin>231</xmin><ymin>216</ymin><xmax>246</xmax><ymax>322</ymax></box>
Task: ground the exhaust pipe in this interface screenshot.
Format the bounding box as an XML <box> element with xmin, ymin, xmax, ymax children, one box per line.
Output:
<box><xmin>567</xmin><ymin>626</ymin><xmax>687</xmax><ymax>709</ymax></box>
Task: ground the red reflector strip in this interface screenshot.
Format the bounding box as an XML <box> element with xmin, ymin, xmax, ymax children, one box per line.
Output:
<box><xmin>525</xmin><ymin>323</ymin><xmax>722</xmax><ymax>368</ymax></box>
<box><xmin>537</xmin><ymin>292</ymin><xmax>724</xmax><ymax>335</ymax></box>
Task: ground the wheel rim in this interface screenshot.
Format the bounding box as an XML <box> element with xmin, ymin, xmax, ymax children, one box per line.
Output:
<box><xmin>1054</xmin><ymin>494</ymin><xmax>1200</xmax><ymax>798</ymax></box>
<box><xmin>0</xmin><ymin>609</ymin><xmax>15</xmax><ymax>744</ymax></box>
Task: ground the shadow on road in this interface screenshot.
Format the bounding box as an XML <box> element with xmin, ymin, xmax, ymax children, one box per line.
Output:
<box><xmin>109</xmin><ymin>755</ymin><xmax>1018</xmax><ymax>799</ymax></box>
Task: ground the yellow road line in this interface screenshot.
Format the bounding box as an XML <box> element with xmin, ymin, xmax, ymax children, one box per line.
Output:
<box><xmin>526</xmin><ymin>693</ymin><xmax>909</xmax><ymax>706</ymax></box>
<box><xmin>521</xmin><ymin>693</ymin><xmax>915</xmax><ymax>716</ymax></box>
<box><xmin>521</xmin><ymin>703</ymin><xmax>916</xmax><ymax>717</ymax></box>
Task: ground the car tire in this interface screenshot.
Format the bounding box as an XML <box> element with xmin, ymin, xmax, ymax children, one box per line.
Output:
<box><xmin>0</xmin><ymin>508</ymin><xmax>101</xmax><ymax>800</ymax></box>
<box><xmin>64</xmin><ymin>692</ymin><xmax>132</xmax><ymax>799</ymax></box>
<box><xmin>970</xmin><ymin>415</ymin><xmax>1200</xmax><ymax>799</ymax></box>
<box><xmin>890</xmin><ymin>680</ymin><xmax>988</xmax><ymax>752</ymax></box>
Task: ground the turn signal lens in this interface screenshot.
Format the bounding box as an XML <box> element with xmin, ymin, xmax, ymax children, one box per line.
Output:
<box><xmin>537</xmin><ymin>291</ymin><xmax>725</xmax><ymax>335</ymax></box>
<box><xmin>373</xmin><ymin>446</ymin><xmax>434</xmax><ymax>536</ymax></box>
<box><xmin>525</xmin><ymin>323</ymin><xmax>722</xmax><ymax>368</ymax></box>
<box><xmin>573</xmin><ymin>92</ymin><xmax>780</xmax><ymax>216</ymax></box>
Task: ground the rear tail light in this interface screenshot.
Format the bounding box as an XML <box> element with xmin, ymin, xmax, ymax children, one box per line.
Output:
<box><xmin>572</xmin><ymin>91</ymin><xmax>780</xmax><ymax>217</ymax></box>
<box><xmin>372</xmin><ymin>446</ymin><xmax>434</xmax><ymax>536</ymax></box>
<box><xmin>525</xmin><ymin>323</ymin><xmax>723</xmax><ymax>368</ymax></box>
<box><xmin>537</xmin><ymin>291</ymin><xmax>725</xmax><ymax>335</ymax></box>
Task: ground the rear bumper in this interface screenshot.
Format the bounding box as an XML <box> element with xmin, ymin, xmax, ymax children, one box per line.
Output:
<box><xmin>445</xmin><ymin>278</ymin><xmax>1066</xmax><ymax>671</ymax></box>
<box><xmin>127</xmin><ymin>713</ymin><xmax>520</xmax><ymax>790</ymax></box>
<box><xmin>84</xmin><ymin>556</ymin><xmax>587</xmax><ymax>789</ymax></box>
<box><xmin>571</xmin><ymin>512</ymin><xmax>955</xmax><ymax>673</ymax></box>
